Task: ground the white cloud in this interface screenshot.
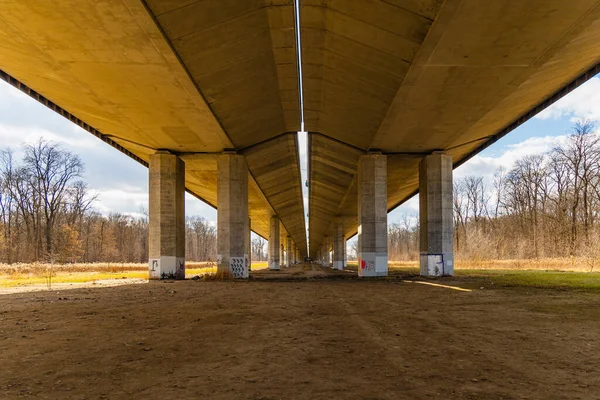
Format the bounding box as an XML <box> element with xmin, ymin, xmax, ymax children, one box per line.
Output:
<box><xmin>455</xmin><ymin>134</ymin><xmax>565</xmax><ymax>183</ymax></box>
<box><xmin>536</xmin><ymin>77</ymin><xmax>600</xmax><ymax>121</ymax></box>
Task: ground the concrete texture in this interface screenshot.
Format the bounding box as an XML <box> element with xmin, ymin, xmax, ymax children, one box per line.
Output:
<box><xmin>286</xmin><ymin>237</ymin><xmax>292</xmax><ymax>268</ymax></box>
<box><xmin>332</xmin><ymin>221</ymin><xmax>344</xmax><ymax>270</ymax></box>
<box><xmin>357</xmin><ymin>154</ymin><xmax>388</xmax><ymax>277</ymax></box>
<box><xmin>148</xmin><ymin>152</ymin><xmax>185</xmax><ymax>280</ymax></box>
<box><xmin>217</xmin><ymin>154</ymin><xmax>249</xmax><ymax>279</ymax></box>
<box><xmin>292</xmin><ymin>243</ymin><xmax>297</xmax><ymax>264</ymax></box>
<box><xmin>248</xmin><ymin>217</ymin><xmax>252</xmax><ymax>271</ymax></box>
<box><xmin>269</xmin><ymin>216</ymin><xmax>280</xmax><ymax>271</ymax></box>
<box><xmin>419</xmin><ymin>153</ymin><xmax>454</xmax><ymax>277</ymax></box>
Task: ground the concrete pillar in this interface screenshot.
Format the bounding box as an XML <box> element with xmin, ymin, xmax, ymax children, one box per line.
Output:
<box><xmin>286</xmin><ymin>236</ymin><xmax>292</xmax><ymax>267</ymax></box>
<box><xmin>248</xmin><ymin>217</ymin><xmax>252</xmax><ymax>272</ymax></box>
<box><xmin>332</xmin><ymin>221</ymin><xmax>344</xmax><ymax>270</ymax></box>
<box><xmin>343</xmin><ymin>240</ymin><xmax>347</xmax><ymax>268</ymax></box>
<box><xmin>217</xmin><ymin>153</ymin><xmax>249</xmax><ymax>279</ymax></box>
<box><xmin>269</xmin><ymin>216</ymin><xmax>280</xmax><ymax>270</ymax></box>
<box><xmin>280</xmin><ymin>243</ymin><xmax>285</xmax><ymax>268</ymax></box>
<box><xmin>419</xmin><ymin>153</ymin><xmax>454</xmax><ymax>277</ymax></box>
<box><xmin>319</xmin><ymin>237</ymin><xmax>326</xmax><ymax>266</ymax></box>
<box><xmin>357</xmin><ymin>154</ymin><xmax>388</xmax><ymax>277</ymax></box>
<box><xmin>148</xmin><ymin>151</ymin><xmax>185</xmax><ymax>280</ymax></box>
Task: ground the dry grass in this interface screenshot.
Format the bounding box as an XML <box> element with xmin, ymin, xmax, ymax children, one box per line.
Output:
<box><xmin>385</xmin><ymin>257</ymin><xmax>599</xmax><ymax>272</ymax></box>
<box><xmin>453</xmin><ymin>257</ymin><xmax>599</xmax><ymax>272</ymax></box>
<box><xmin>0</xmin><ymin>260</ymin><xmax>270</xmax><ymax>288</ymax></box>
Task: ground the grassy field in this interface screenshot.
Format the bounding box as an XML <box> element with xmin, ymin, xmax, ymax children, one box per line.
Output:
<box><xmin>2</xmin><ymin>259</ymin><xmax>600</xmax><ymax>291</ymax></box>
<box><xmin>0</xmin><ymin>261</ymin><xmax>270</xmax><ymax>288</ymax></box>
<box><xmin>344</xmin><ymin>261</ymin><xmax>600</xmax><ymax>291</ymax></box>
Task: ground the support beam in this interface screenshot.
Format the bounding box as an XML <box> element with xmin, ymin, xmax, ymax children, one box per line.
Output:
<box><xmin>286</xmin><ymin>236</ymin><xmax>292</xmax><ymax>268</ymax></box>
<box><xmin>357</xmin><ymin>154</ymin><xmax>388</xmax><ymax>277</ymax></box>
<box><xmin>332</xmin><ymin>221</ymin><xmax>344</xmax><ymax>270</ymax></box>
<box><xmin>419</xmin><ymin>153</ymin><xmax>454</xmax><ymax>277</ymax></box>
<box><xmin>280</xmin><ymin>243</ymin><xmax>285</xmax><ymax>268</ymax></box>
<box><xmin>269</xmin><ymin>216</ymin><xmax>280</xmax><ymax>270</ymax></box>
<box><xmin>217</xmin><ymin>153</ymin><xmax>249</xmax><ymax>279</ymax></box>
<box><xmin>149</xmin><ymin>151</ymin><xmax>185</xmax><ymax>280</ymax></box>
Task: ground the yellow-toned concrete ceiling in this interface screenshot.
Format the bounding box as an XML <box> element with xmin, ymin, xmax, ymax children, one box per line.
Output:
<box><xmin>306</xmin><ymin>0</ymin><xmax>600</xmax><ymax>257</ymax></box>
<box><xmin>0</xmin><ymin>0</ymin><xmax>306</xmax><ymax>253</ymax></box>
<box><xmin>1</xmin><ymin>0</ymin><xmax>600</xmax><ymax>258</ymax></box>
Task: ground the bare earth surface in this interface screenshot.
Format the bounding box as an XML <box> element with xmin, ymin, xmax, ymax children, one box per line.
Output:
<box><xmin>1</xmin><ymin>264</ymin><xmax>600</xmax><ymax>399</ymax></box>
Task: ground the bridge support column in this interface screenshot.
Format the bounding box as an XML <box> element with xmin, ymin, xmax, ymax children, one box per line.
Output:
<box><xmin>419</xmin><ymin>153</ymin><xmax>454</xmax><ymax>277</ymax></box>
<box><xmin>358</xmin><ymin>153</ymin><xmax>388</xmax><ymax>277</ymax></box>
<box><xmin>280</xmin><ymin>243</ymin><xmax>285</xmax><ymax>268</ymax></box>
<box><xmin>149</xmin><ymin>151</ymin><xmax>185</xmax><ymax>280</ymax></box>
<box><xmin>269</xmin><ymin>216</ymin><xmax>280</xmax><ymax>270</ymax></box>
<box><xmin>248</xmin><ymin>217</ymin><xmax>252</xmax><ymax>272</ymax></box>
<box><xmin>217</xmin><ymin>153</ymin><xmax>249</xmax><ymax>279</ymax></box>
<box><xmin>286</xmin><ymin>236</ymin><xmax>292</xmax><ymax>268</ymax></box>
<box><xmin>333</xmin><ymin>221</ymin><xmax>344</xmax><ymax>270</ymax></box>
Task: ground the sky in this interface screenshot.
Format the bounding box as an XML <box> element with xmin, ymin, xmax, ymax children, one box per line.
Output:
<box><xmin>0</xmin><ymin>74</ymin><xmax>599</xmax><ymax>247</ymax></box>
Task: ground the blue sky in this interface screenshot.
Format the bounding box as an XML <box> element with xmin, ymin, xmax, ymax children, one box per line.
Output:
<box><xmin>1</xmin><ymin>74</ymin><xmax>599</xmax><ymax>242</ymax></box>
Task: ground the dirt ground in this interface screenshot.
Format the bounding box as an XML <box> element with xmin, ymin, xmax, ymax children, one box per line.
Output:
<box><xmin>1</xmin><ymin>264</ymin><xmax>599</xmax><ymax>400</ymax></box>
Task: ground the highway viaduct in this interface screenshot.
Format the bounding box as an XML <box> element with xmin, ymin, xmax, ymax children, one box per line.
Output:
<box><xmin>0</xmin><ymin>0</ymin><xmax>599</xmax><ymax>278</ymax></box>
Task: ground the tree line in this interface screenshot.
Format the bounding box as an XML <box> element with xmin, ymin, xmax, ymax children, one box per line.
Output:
<box><xmin>0</xmin><ymin>139</ymin><xmax>221</xmax><ymax>264</ymax></box>
<box><xmin>388</xmin><ymin>120</ymin><xmax>600</xmax><ymax>261</ymax></box>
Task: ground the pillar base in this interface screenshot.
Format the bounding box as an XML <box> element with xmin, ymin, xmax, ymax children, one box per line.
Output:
<box><xmin>149</xmin><ymin>256</ymin><xmax>185</xmax><ymax>280</ymax></box>
<box><xmin>332</xmin><ymin>261</ymin><xmax>344</xmax><ymax>270</ymax></box>
<box><xmin>218</xmin><ymin>254</ymin><xmax>249</xmax><ymax>279</ymax></box>
<box><xmin>358</xmin><ymin>252</ymin><xmax>388</xmax><ymax>277</ymax></box>
<box><xmin>269</xmin><ymin>261</ymin><xmax>280</xmax><ymax>271</ymax></box>
<box><xmin>420</xmin><ymin>252</ymin><xmax>454</xmax><ymax>277</ymax></box>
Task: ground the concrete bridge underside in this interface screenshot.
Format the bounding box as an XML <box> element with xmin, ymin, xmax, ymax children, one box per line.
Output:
<box><xmin>0</xmin><ymin>0</ymin><xmax>600</xmax><ymax>276</ymax></box>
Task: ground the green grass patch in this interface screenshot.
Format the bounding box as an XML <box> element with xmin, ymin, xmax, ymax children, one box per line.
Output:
<box><xmin>456</xmin><ymin>269</ymin><xmax>600</xmax><ymax>291</ymax></box>
<box><xmin>346</xmin><ymin>262</ymin><xmax>600</xmax><ymax>291</ymax></box>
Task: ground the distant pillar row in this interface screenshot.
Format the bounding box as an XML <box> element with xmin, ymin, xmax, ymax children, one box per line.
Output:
<box><xmin>419</xmin><ymin>153</ymin><xmax>454</xmax><ymax>277</ymax></box>
<box><xmin>269</xmin><ymin>216</ymin><xmax>280</xmax><ymax>270</ymax></box>
<box><xmin>217</xmin><ymin>153</ymin><xmax>249</xmax><ymax>279</ymax></box>
<box><xmin>148</xmin><ymin>151</ymin><xmax>185</xmax><ymax>280</ymax></box>
<box><xmin>357</xmin><ymin>153</ymin><xmax>388</xmax><ymax>277</ymax></box>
